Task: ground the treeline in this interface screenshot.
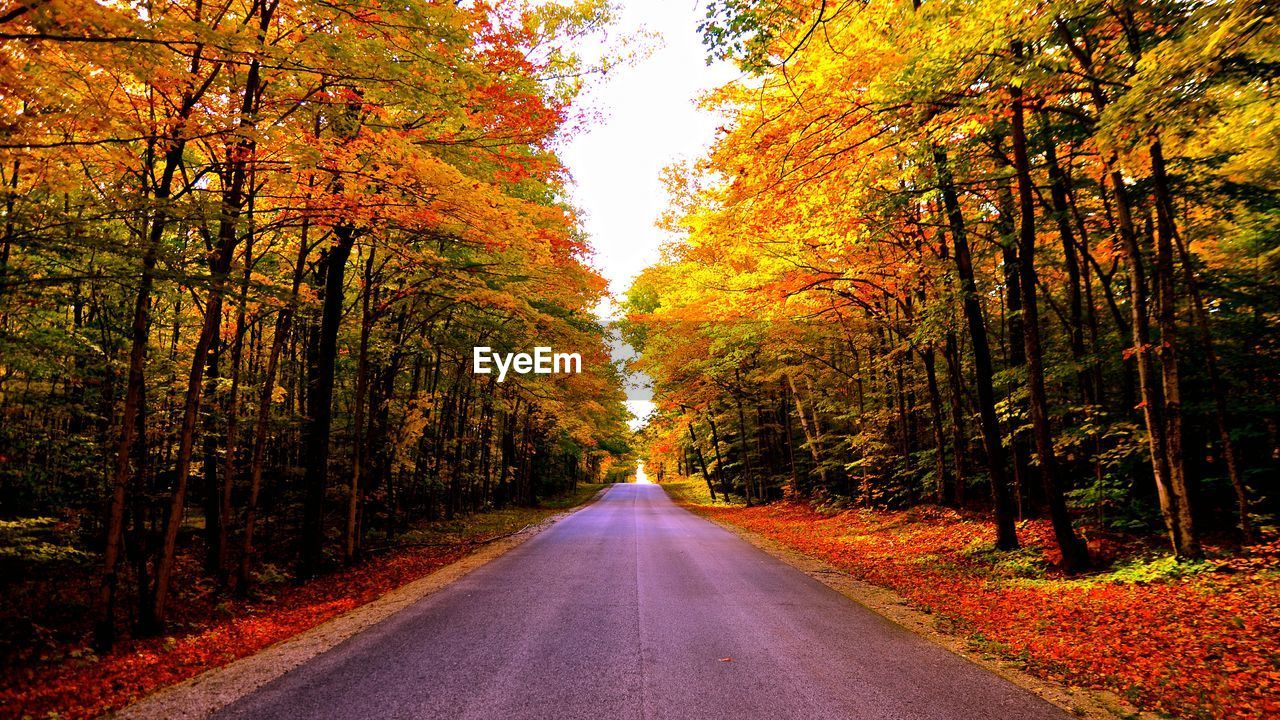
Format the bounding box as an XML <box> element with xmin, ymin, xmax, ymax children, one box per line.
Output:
<box><xmin>626</xmin><ymin>0</ymin><xmax>1278</xmax><ymax>571</ymax></box>
<box><xmin>0</xmin><ymin>0</ymin><xmax>629</xmax><ymax>649</ymax></box>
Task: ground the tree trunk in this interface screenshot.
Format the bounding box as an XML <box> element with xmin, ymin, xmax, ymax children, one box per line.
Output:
<box><xmin>1041</xmin><ymin>114</ymin><xmax>1092</xmax><ymax>405</ymax></box>
<box><xmin>786</xmin><ymin>374</ymin><xmax>828</xmax><ymax>490</ymax></box>
<box><xmin>687</xmin><ymin>420</ymin><xmax>717</xmax><ymax>501</ymax></box>
<box><xmin>1010</xmin><ymin>58</ymin><xmax>1090</xmax><ymax>572</ymax></box>
<box><xmin>1109</xmin><ymin>166</ymin><xmax>1191</xmax><ymax>558</ymax></box>
<box><xmin>148</xmin><ymin>259</ymin><xmax>233</xmax><ymax>630</ymax></box>
<box><xmin>921</xmin><ymin>347</ymin><xmax>951</xmax><ymax>504</ymax></box>
<box><xmin>345</xmin><ymin>247</ymin><xmax>376</xmax><ymax>564</ymax></box>
<box><xmin>934</xmin><ymin>146</ymin><xmax>1019</xmax><ymax>550</ymax></box>
<box><xmin>735</xmin><ymin>394</ymin><xmax>755</xmax><ymax>505</ymax></box>
<box><xmin>997</xmin><ymin>176</ymin><xmax>1036</xmax><ymax>518</ymax></box>
<box><xmin>943</xmin><ymin>332</ymin><xmax>968</xmax><ymax>505</ymax></box>
<box><xmin>299</xmin><ymin>225</ymin><xmax>358</xmax><ymax>579</ymax></box>
<box><xmin>708</xmin><ymin>414</ymin><xmax>730</xmax><ymax>500</ymax></box>
<box><xmin>201</xmin><ymin>332</ymin><xmax>223</xmax><ymax>574</ymax></box>
<box><xmin>215</xmin><ymin>218</ymin><xmax>253</xmax><ymax>584</ymax></box>
<box><xmin>1149</xmin><ymin>139</ymin><xmax>1201</xmax><ymax>558</ymax></box>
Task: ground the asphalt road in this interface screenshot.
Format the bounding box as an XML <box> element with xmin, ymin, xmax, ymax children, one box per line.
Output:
<box><xmin>213</xmin><ymin>483</ymin><xmax>1070</xmax><ymax>720</ymax></box>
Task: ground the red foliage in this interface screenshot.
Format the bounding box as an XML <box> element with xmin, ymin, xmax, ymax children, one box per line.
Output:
<box><xmin>0</xmin><ymin>544</ymin><xmax>473</xmax><ymax>720</ymax></box>
<box><xmin>688</xmin><ymin>501</ymin><xmax>1280</xmax><ymax>720</ymax></box>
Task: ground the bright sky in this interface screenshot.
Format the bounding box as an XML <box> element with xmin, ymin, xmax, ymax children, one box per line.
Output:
<box><xmin>557</xmin><ymin>1</ymin><xmax>737</xmax><ymax>429</ymax></box>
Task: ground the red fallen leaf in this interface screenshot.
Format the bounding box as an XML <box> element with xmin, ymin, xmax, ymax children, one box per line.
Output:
<box><xmin>719</xmin><ymin>657</ymin><xmax>734</xmax><ymax>662</ymax></box>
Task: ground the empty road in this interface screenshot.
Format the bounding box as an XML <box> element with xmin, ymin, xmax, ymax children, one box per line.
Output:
<box><xmin>213</xmin><ymin>484</ymin><xmax>1069</xmax><ymax>720</ymax></box>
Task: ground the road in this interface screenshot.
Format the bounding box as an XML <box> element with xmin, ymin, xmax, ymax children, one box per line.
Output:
<box><xmin>213</xmin><ymin>484</ymin><xmax>1070</xmax><ymax>720</ymax></box>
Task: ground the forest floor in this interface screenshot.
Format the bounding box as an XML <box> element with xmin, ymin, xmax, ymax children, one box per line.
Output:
<box><xmin>663</xmin><ymin>479</ymin><xmax>1280</xmax><ymax>720</ymax></box>
<box><xmin>0</xmin><ymin>483</ymin><xmax>606</xmax><ymax>720</ymax></box>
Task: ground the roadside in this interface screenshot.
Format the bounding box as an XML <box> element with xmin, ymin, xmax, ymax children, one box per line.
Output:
<box><xmin>1</xmin><ymin>484</ymin><xmax>608</xmax><ymax>720</ymax></box>
<box><xmin>662</xmin><ymin>479</ymin><xmax>1280</xmax><ymax>720</ymax></box>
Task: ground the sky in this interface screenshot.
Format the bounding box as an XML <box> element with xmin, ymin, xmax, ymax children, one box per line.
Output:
<box><xmin>556</xmin><ymin>1</ymin><xmax>737</xmax><ymax>428</ymax></box>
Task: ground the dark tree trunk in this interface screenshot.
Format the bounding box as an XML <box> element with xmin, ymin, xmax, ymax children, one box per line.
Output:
<box><xmin>1149</xmin><ymin>140</ymin><xmax>1201</xmax><ymax>558</ymax></box>
<box><xmin>933</xmin><ymin>147</ymin><xmax>1019</xmax><ymax>550</ymax></box>
<box><xmin>1010</xmin><ymin>55</ymin><xmax>1090</xmax><ymax>572</ymax></box>
<box><xmin>687</xmin><ymin>420</ymin><xmax>717</xmax><ymax>501</ymax></box>
<box><xmin>921</xmin><ymin>347</ymin><xmax>951</xmax><ymax>504</ymax></box>
<box><xmin>997</xmin><ymin>176</ymin><xmax>1036</xmax><ymax>518</ymax></box>
<box><xmin>345</xmin><ymin>247</ymin><xmax>377</xmax><ymax>564</ymax></box>
<box><xmin>299</xmin><ymin>225</ymin><xmax>358</xmax><ymax>579</ymax></box>
<box><xmin>1108</xmin><ymin>167</ymin><xmax>1192</xmax><ymax>558</ymax></box>
<box><xmin>943</xmin><ymin>332</ymin><xmax>968</xmax><ymax>505</ymax></box>
<box><xmin>1041</xmin><ymin>115</ymin><xmax>1093</xmax><ymax>405</ymax></box>
<box><xmin>708</xmin><ymin>414</ymin><xmax>730</xmax><ymax>500</ymax></box>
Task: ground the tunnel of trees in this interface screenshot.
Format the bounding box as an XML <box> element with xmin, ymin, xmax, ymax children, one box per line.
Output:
<box><xmin>627</xmin><ymin>0</ymin><xmax>1279</xmax><ymax>571</ymax></box>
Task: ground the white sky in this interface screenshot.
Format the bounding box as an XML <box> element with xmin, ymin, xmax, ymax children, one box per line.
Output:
<box><xmin>556</xmin><ymin>1</ymin><xmax>737</xmax><ymax>429</ymax></box>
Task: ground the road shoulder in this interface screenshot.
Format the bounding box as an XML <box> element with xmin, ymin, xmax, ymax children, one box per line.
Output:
<box><xmin>114</xmin><ymin>488</ymin><xmax>609</xmax><ymax>720</ymax></box>
<box><xmin>681</xmin><ymin>506</ymin><xmax>1158</xmax><ymax>720</ymax></box>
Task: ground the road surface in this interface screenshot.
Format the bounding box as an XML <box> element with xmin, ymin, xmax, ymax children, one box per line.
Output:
<box><xmin>213</xmin><ymin>484</ymin><xmax>1070</xmax><ymax>720</ymax></box>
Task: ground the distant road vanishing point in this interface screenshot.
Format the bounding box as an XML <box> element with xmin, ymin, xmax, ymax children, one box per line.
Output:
<box><xmin>213</xmin><ymin>484</ymin><xmax>1070</xmax><ymax>720</ymax></box>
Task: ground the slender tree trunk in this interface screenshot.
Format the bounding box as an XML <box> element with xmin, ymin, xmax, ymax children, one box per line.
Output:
<box><xmin>346</xmin><ymin>247</ymin><xmax>376</xmax><ymax>564</ymax></box>
<box><xmin>687</xmin><ymin>420</ymin><xmax>717</xmax><ymax>501</ymax></box>
<box><xmin>148</xmin><ymin>261</ymin><xmax>233</xmax><ymax>630</ymax></box>
<box><xmin>943</xmin><ymin>332</ymin><xmax>968</xmax><ymax>505</ymax></box>
<box><xmin>1109</xmin><ymin>166</ymin><xmax>1190</xmax><ymax>558</ymax></box>
<box><xmin>780</xmin><ymin>383</ymin><xmax>800</xmax><ymax>494</ymax></box>
<box><xmin>997</xmin><ymin>176</ymin><xmax>1035</xmax><ymax>518</ymax></box>
<box><xmin>708</xmin><ymin>414</ymin><xmax>730</xmax><ymax>500</ymax></box>
<box><xmin>921</xmin><ymin>347</ymin><xmax>951</xmax><ymax>504</ymax></box>
<box><xmin>202</xmin><ymin>332</ymin><xmax>223</xmax><ymax>574</ymax></box>
<box><xmin>1010</xmin><ymin>58</ymin><xmax>1090</xmax><ymax>571</ymax></box>
<box><xmin>1041</xmin><ymin>115</ymin><xmax>1092</xmax><ymax>404</ymax></box>
<box><xmin>95</xmin><ymin>209</ymin><xmax>159</xmax><ymax>648</ymax></box>
<box><xmin>786</xmin><ymin>374</ymin><xmax>828</xmax><ymax>489</ymax></box>
<box><xmin>1149</xmin><ymin>139</ymin><xmax>1201</xmax><ymax>558</ymax></box>
<box><xmin>733</xmin><ymin>387</ymin><xmax>756</xmax><ymax>504</ymax></box>
<box><xmin>934</xmin><ymin>147</ymin><xmax>1019</xmax><ymax>549</ymax></box>
<box><xmin>215</xmin><ymin>211</ymin><xmax>253</xmax><ymax>584</ymax></box>
<box><xmin>0</xmin><ymin>158</ymin><xmax>20</xmax><ymax>318</ymax></box>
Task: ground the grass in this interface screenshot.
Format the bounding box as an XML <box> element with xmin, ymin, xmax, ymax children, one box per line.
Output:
<box><xmin>661</xmin><ymin>478</ymin><xmax>733</xmax><ymax>507</ymax></box>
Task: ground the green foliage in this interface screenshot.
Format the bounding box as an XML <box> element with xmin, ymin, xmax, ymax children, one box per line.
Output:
<box><xmin>699</xmin><ymin>0</ymin><xmax>804</xmax><ymax>71</ymax></box>
<box><xmin>0</xmin><ymin>519</ymin><xmax>91</xmax><ymax>576</ymax></box>
<box><xmin>962</xmin><ymin>542</ymin><xmax>1051</xmax><ymax>580</ymax></box>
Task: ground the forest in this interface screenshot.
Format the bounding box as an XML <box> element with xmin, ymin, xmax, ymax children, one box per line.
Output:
<box><xmin>629</xmin><ymin>0</ymin><xmax>1279</xmax><ymax>569</ymax></box>
<box><xmin>3</xmin><ymin>0</ymin><xmax>1280</xmax><ymax>718</ymax></box>
<box><xmin>0</xmin><ymin>0</ymin><xmax>631</xmax><ymax>682</ymax></box>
